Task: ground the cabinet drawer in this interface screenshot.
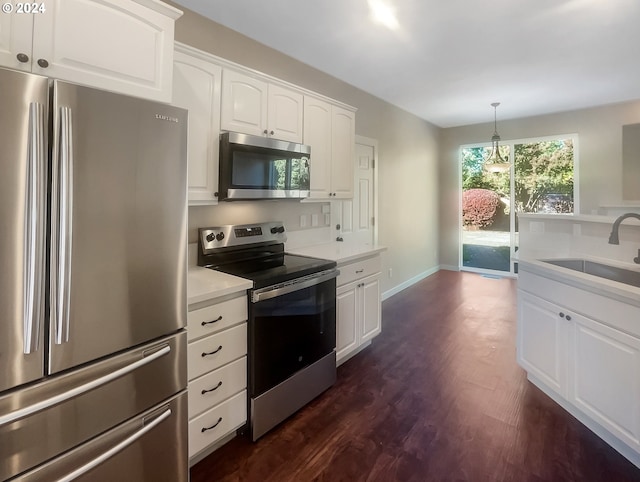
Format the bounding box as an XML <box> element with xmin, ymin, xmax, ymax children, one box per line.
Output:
<box><xmin>519</xmin><ymin>269</ymin><xmax>640</xmax><ymax>338</ymax></box>
<box><xmin>187</xmin><ymin>295</ymin><xmax>247</xmax><ymax>341</ymax></box>
<box><xmin>337</xmin><ymin>255</ymin><xmax>381</xmax><ymax>287</ymax></box>
<box><xmin>188</xmin><ymin>391</ymin><xmax>247</xmax><ymax>458</ymax></box>
<box><xmin>188</xmin><ymin>324</ymin><xmax>247</xmax><ymax>380</ymax></box>
<box><xmin>188</xmin><ymin>357</ymin><xmax>247</xmax><ymax>420</ymax></box>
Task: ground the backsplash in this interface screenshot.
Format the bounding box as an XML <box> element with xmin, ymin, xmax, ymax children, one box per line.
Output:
<box><xmin>188</xmin><ymin>201</ymin><xmax>331</xmax><ymax>244</ymax></box>
<box><xmin>518</xmin><ymin>213</ymin><xmax>640</xmax><ymax>265</ymax></box>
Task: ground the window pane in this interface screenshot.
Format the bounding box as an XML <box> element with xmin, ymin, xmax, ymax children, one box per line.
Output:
<box><xmin>514</xmin><ymin>139</ymin><xmax>574</xmax><ymax>214</ymax></box>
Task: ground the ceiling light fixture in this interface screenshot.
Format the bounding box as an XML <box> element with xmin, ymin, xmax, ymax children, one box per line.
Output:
<box><xmin>367</xmin><ymin>0</ymin><xmax>399</xmax><ymax>30</ymax></box>
<box><xmin>484</xmin><ymin>102</ymin><xmax>510</xmax><ymax>174</ymax></box>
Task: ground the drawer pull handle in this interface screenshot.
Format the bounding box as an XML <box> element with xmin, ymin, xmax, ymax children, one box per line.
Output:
<box><xmin>201</xmin><ymin>316</ymin><xmax>223</xmax><ymax>326</ymax></box>
<box><xmin>355</xmin><ymin>269</ymin><xmax>364</xmax><ymax>273</ymax></box>
<box><xmin>202</xmin><ymin>345</ymin><xmax>222</xmax><ymax>357</ymax></box>
<box><xmin>201</xmin><ymin>381</ymin><xmax>223</xmax><ymax>394</ymax></box>
<box><xmin>201</xmin><ymin>417</ymin><xmax>223</xmax><ymax>433</ymax></box>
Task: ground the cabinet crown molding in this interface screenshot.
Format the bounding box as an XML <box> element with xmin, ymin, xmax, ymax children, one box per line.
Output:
<box><xmin>174</xmin><ymin>42</ymin><xmax>356</xmax><ymax>113</ymax></box>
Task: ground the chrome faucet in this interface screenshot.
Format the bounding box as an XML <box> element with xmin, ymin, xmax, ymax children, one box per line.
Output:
<box><xmin>608</xmin><ymin>212</ymin><xmax>640</xmax><ymax>246</ymax></box>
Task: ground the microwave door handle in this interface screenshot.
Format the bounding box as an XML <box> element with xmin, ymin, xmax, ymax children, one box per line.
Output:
<box><xmin>53</xmin><ymin>106</ymin><xmax>74</xmax><ymax>345</ymax></box>
<box><xmin>23</xmin><ymin>102</ymin><xmax>46</xmax><ymax>354</ymax></box>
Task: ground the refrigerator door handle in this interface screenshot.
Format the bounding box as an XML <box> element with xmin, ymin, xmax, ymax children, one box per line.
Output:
<box><xmin>24</xmin><ymin>102</ymin><xmax>46</xmax><ymax>354</ymax></box>
<box><xmin>54</xmin><ymin>407</ymin><xmax>173</xmax><ymax>482</ymax></box>
<box><xmin>52</xmin><ymin>106</ymin><xmax>74</xmax><ymax>345</ymax></box>
<box><xmin>0</xmin><ymin>344</ymin><xmax>171</xmax><ymax>427</ymax></box>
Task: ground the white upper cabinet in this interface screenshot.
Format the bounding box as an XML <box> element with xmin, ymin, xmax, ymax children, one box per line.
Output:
<box><xmin>303</xmin><ymin>96</ymin><xmax>355</xmax><ymax>199</ymax></box>
<box><xmin>221</xmin><ymin>69</ymin><xmax>303</xmax><ymax>142</ymax></box>
<box><xmin>221</xmin><ymin>69</ymin><xmax>268</xmax><ymax>136</ymax></box>
<box><xmin>303</xmin><ymin>96</ymin><xmax>332</xmax><ymax>198</ymax></box>
<box><xmin>0</xmin><ymin>9</ymin><xmax>33</xmax><ymax>68</ymax></box>
<box><xmin>331</xmin><ymin>106</ymin><xmax>355</xmax><ymax>198</ymax></box>
<box><xmin>267</xmin><ymin>84</ymin><xmax>303</xmax><ymax>142</ymax></box>
<box><xmin>0</xmin><ymin>0</ymin><xmax>181</xmax><ymax>102</ymax></box>
<box><xmin>172</xmin><ymin>44</ymin><xmax>222</xmax><ymax>205</ymax></box>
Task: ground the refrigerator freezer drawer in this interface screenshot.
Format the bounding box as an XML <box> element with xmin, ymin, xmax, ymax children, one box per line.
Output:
<box><xmin>188</xmin><ymin>390</ymin><xmax>247</xmax><ymax>459</ymax></box>
<box><xmin>13</xmin><ymin>391</ymin><xmax>188</xmax><ymax>482</ymax></box>
<box><xmin>0</xmin><ymin>331</ymin><xmax>186</xmax><ymax>481</ymax></box>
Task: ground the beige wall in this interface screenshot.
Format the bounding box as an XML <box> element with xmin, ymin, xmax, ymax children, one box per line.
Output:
<box><xmin>170</xmin><ymin>4</ymin><xmax>441</xmax><ymax>295</ymax></box>
<box><xmin>439</xmin><ymin>100</ymin><xmax>640</xmax><ymax>269</ymax></box>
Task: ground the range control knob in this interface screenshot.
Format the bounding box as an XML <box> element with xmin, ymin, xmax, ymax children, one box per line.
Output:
<box><xmin>270</xmin><ymin>226</ymin><xmax>285</xmax><ymax>234</ymax></box>
<box><xmin>205</xmin><ymin>232</ymin><xmax>215</xmax><ymax>242</ymax></box>
<box><xmin>216</xmin><ymin>232</ymin><xmax>225</xmax><ymax>241</ymax></box>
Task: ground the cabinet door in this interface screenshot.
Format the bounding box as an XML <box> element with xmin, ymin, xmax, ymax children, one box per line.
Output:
<box><xmin>330</xmin><ymin>106</ymin><xmax>355</xmax><ymax>198</ymax></box>
<box><xmin>0</xmin><ymin>11</ymin><xmax>33</xmax><ymax>72</ymax></box>
<box><xmin>173</xmin><ymin>48</ymin><xmax>222</xmax><ymax>205</ymax></box>
<box><xmin>361</xmin><ymin>275</ymin><xmax>381</xmax><ymax>343</ymax></box>
<box><xmin>336</xmin><ymin>282</ymin><xmax>358</xmax><ymax>364</ymax></box>
<box><xmin>31</xmin><ymin>0</ymin><xmax>178</xmax><ymax>102</ymax></box>
<box><xmin>517</xmin><ymin>291</ymin><xmax>569</xmax><ymax>396</ymax></box>
<box><xmin>221</xmin><ymin>69</ymin><xmax>268</xmax><ymax>136</ymax></box>
<box><xmin>570</xmin><ymin>315</ymin><xmax>640</xmax><ymax>450</ymax></box>
<box><xmin>303</xmin><ymin>96</ymin><xmax>332</xmax><ymax>198</ymax></box>
<box><xmin>268</xmin><ymin>84</ymin><xmax>303</xmax><ymax>142</ymax></box>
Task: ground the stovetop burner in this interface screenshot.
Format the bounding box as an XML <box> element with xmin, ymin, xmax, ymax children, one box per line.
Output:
<box><xmin>197</xmin><ymin>222</ymin><xmax>336</xmax><ymax>289</ymax></box>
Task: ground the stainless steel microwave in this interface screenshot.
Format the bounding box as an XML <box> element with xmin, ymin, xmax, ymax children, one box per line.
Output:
<box><xmin>218</xmin><ymin>132</ymin><xmax>311</xmax><ymax>201</ymax></box>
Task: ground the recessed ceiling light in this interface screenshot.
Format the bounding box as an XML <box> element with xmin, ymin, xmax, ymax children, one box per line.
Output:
<box><xmin>367</xmin><ymin>0</ymin><xmax>399</xmax><ymax>30</ymax></box>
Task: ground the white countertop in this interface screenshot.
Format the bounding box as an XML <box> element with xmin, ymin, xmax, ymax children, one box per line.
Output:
<box><xmin>518</xmin><ymin>255</ymin><xmax>640</xmax><ymax>307</ymax></box>
<box><xmin>287</xmin><ymin>242</ymin><xmax>387</xmax><ymax>264</ymax></box>
<box><xmin>187</xmin><ymin>241</ymin><xmax>387</xmax><ymax>305</ymax></box>
<box><xmin>188</xmin><ymin>267</ymin><xmax>252</xmax><ymax>306</ymax></box>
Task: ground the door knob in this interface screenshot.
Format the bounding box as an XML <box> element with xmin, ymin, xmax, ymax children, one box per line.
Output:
<box><xmin>16</xmin><ymin>53</ymin><xmax>29</xmax><ymax>63</ymax></box>
<box><xmin>37</xmin><ymin>58</ymin><xmax>49</xmax><ymax>68</ymax></box>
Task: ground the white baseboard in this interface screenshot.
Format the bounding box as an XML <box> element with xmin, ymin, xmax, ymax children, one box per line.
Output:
<box><xmin>381</xmin><ymin>266</ymin><xmax>439</xmax><ymax>301</ymax></box>
<box><xmin>438</xmin><ymin>264</ymin><xmax>459</xmax><ymax>271</ymax></box>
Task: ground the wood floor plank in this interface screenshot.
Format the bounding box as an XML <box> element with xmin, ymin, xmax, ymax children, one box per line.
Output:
<box><xmin>190</xmin><ymin>271</ymin><xmax>640</xmax><ymax>481</ymax></box>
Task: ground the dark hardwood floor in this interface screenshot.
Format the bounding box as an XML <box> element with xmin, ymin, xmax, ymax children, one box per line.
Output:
<box><xmin>190</xmin><ymin>270</ymin><xmax>640</xmax><ymax>481</ymax></box>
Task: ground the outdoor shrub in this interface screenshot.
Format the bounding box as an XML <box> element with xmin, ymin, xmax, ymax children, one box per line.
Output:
<box><xmin>462</xmin><ymin>188</ymin><xmax>501</xmax><ymax>228</ymax></box>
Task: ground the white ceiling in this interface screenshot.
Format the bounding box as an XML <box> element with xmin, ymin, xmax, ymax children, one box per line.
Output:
<box><xmin>173</xmin><ymin>0</ymin><xmax>640</xmax><ymax>128</ymax></box>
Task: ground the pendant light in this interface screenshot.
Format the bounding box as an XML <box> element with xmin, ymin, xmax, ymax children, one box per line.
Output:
<box><xmin>484</xmin><ymin>102</ymin><xmax>510</xmax><ymax>173</ymax></box>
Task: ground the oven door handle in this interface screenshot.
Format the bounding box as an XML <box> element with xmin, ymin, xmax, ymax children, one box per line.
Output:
<box><xmin>251</xmin><ymin>268</ymin><xmax>339</xmax><ymax>303</ymax></box>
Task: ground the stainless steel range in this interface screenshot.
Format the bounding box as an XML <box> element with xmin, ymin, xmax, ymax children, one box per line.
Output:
<box><xmin>198</xmin><ymin>222</ymin><xmax>337</xmax><ymax>440</ymax></box>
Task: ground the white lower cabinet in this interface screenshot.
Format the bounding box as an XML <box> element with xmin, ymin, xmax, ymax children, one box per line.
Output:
<box><xmin>517</xmin><ymin>291</ymin><xmax>569</xmax><ymax>397</ymax></box>
<box><xmin>188</xmin><ymin>391</ymin><xmax>247</xmax><ymax>457</ymax></box>
<box><xmin>187</xmin><ymin>292</ymin><xmax>248</xmax><ymax>462</ymax></box>
<box><xmin>570</xmin><ymin>315</ymin><xmax>640</xmax><ymax>451</ymax></box>
<box><xmin>517</xmin><ymin>267</ymin><xmax>640</xmax><ymax>463</ymax></box>
<box><xmin>336</xmin><ymin>255</ymin><xmax>381</xmax><ymax>365</ymax></box>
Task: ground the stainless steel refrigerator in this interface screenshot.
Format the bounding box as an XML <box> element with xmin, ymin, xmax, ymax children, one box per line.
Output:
<box><xmin>0</xmin><ymin>67</ymin><xmax>189</xmax><ymax>481</ymax></box>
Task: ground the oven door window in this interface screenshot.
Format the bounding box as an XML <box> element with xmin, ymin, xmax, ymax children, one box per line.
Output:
<box><xmin>250</xmin><ymin>278</ymin><xmax>336</xmax><ymax>397</ymax></box>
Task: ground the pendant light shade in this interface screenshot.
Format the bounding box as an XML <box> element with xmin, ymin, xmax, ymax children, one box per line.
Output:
<box><xmin>484</xmin><ymin>102</ymin><xmax>510</xmax><ymax>173</ymax></box>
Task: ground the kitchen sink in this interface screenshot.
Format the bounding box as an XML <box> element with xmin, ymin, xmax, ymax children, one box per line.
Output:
<box><xmin>541</xmin><ymin>259</ymin><xmax>640</xmax><ymax>288</ymax></box>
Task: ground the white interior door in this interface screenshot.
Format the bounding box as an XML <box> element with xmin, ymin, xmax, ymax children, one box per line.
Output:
<box><xmin>353</xmin><ymin>140</ymin><xmax>376</xmax><ymax>244</ymax></box>
<box><xmin>337</xmin><ymin>137</ymin><xmax>377</xmax><ymax>244</ymax></box>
